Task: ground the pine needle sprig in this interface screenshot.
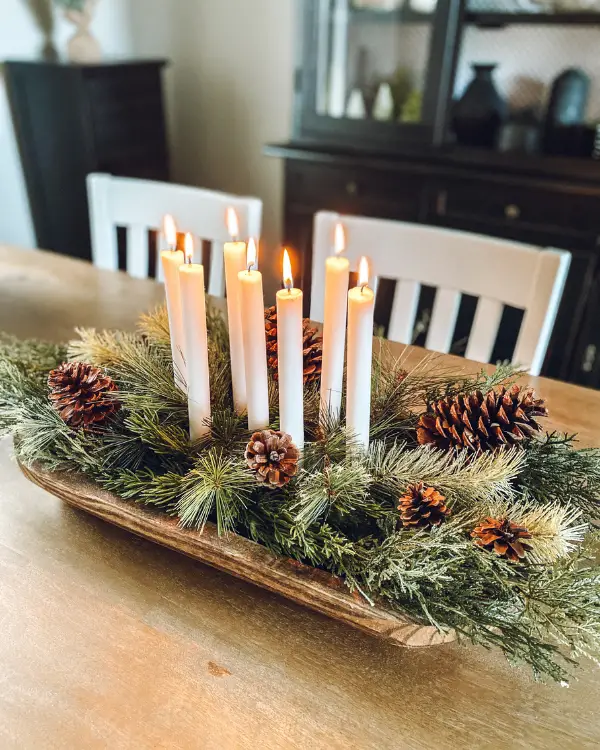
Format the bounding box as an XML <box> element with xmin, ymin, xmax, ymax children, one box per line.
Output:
<box><xmin>292</xmin><ymin>461</ymin><xmax>371</xmax><ymax>529</ymax></box>
<box><xmin>302</xmin><ymin>413</ymin><xmax>355</xmax><ymax>473</ymax></box>
<box><xmin>365</xmin><ymin>440</ymin><xmax>522</xmax><ymax>507</ymax></box>
<box><xmin>137</xmin><ymin>305</ymin><xmax>171</xmax><ymax>347</ymax></box>
<box><xmin>176</xmin><ymin>450</ymin><xmax>254</xmax><ymax>534</ymax></box>
<box><xmin>478</xmin><ymin>499</ymin><xmax>588</xmax><ymax>564</ymax></box>
<box><xmin>124</xmin><ymin>409</ymin><xmax>190</xmax><ymax>457</ymax></box>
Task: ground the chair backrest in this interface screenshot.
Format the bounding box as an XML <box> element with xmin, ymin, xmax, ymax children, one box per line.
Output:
<box><xmin>311</xmin><ymin>211</ymin><xmax>571</xmax><ymax>376</ymax></box>
<box><xmin>87</xmin><ymin>173</ymin><xmax>263</xmax><ymax>296</ymax></box>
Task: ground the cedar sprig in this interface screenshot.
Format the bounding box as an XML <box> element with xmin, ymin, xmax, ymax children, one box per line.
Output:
<box><xmin>99</xmin><ymin>467</ymin><xmax>185</xmax><ymax>511</ymax></box>
<box><xmin>519</xmin><ymin>432</ymin><xmax>600</xmax><ymax>520</ymax></box>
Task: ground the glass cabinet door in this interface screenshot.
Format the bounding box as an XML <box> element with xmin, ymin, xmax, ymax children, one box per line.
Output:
<box><xmin>298</xmin><ymin>0</ymin><xmax>462</xmax><ymax>149</ymax></box>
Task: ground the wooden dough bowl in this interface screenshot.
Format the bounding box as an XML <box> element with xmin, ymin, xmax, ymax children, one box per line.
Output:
<box><xmin>19</xmin><ymin>462</ymin><xmax>455</xmax><ymax>649</ymax></box>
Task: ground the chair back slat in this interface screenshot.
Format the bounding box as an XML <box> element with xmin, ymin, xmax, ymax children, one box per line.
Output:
<box><xmin>126</xmin><ymin>225</ymin><xmax>149</xmax><ymax>279</ymax></box>
<box><xmin>87</xmin><ymin>174</ymin><xmax>262</xmax><ymax>292</ymax></box>
<box><xmin>426</xmin><ymin>288</ymin><xmax>462</xmax><ymax>355</ymax></box>
<box><xmin>208</xmin><ymin>241</ymin><xmax>226</xmax><ymax>297</ymax></box>
<box><xmin>388</xmin><ymin>279</ymin><xmax>421</xmax><ymax>344</ymax></box>
<box><xmin>311</xmin><ymin>212</ymin><xmax>571</xmax><ymax>375</ymax></box>
<box><xmin>88</xmin><ymin>173</ymin><xmax>118</xmax><ymax>271</ymax></box>
<box><xmin>465</xmin><ymin>298</ymin><xmax>504</xmax><ymax>364</ymax></box>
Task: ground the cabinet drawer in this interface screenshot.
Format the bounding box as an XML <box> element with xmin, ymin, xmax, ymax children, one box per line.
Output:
<box><xmin>286</xmin><ymin>162</ymin><xmax>423</xmax><ymax>220</ymax></box>
<box><xmin>434</xmin><ymin>179</ymin><xmax>600</xmax><ymax>239</ymax></box>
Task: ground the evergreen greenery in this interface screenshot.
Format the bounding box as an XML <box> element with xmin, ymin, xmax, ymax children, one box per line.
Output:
<box><xmin>1</xmin><ymin>306</ymin><xmax>599</xmax><ymax>684</ymax></box>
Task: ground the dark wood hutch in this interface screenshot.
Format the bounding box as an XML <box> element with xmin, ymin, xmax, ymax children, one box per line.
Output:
<box><xmin>266</xmin><ymin>0</ymin><xmax>600</xmax><ymax>388</ymax></box>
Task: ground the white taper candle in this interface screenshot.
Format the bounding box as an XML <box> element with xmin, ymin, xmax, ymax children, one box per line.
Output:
<box><xmin>179</xmin><ymin>233</ymin><xmax>211</xmax><ymax>441</ymax></box>
<box><xmin>276</xmin><ymin>250</ymin><xmax>304</xmax><ymax>449</ymax></box>
<box><xmin>238</xmin><ymin>238</ymin><xmax>270</xmax><ymax>430</ymax></box>
<box><xmin>160</xmin><ymin>214</ymin><xmax>186</xmax><ymax>391</ymax></box>
<box><xmin>223</xmin><ymin>208</ymin><xmax>247</xmax><ymax>415</ymax></box>
<box><xmin>320</xmin><ymin>222</ymin><xmax>349</xmax><ymax>421</ymax></box>
<box><xmin>346</xmin><ymin>257</ymin><xmax>374</xmax><ymax>450</ymax></box>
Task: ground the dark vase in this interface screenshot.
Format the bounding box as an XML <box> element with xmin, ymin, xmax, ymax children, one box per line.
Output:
<box><xmin>543</xmin><ymin>68</ymin><xmax>590</xmax><ymax>155</ymax></box>
<box><xmin>452</xmin><ymin>64</ymin><xmax>508</xmax><ymax>149</ymax></box>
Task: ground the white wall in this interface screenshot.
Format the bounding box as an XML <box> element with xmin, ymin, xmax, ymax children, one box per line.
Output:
<box><xmin>0</xmin><ymin>0</ymin><xmax>134</xmax><ymax>249</ymax></box>
<box><xmin>127</xmin><ymin>0</ymin><xmax>295</xmax><ymax>297</ymax></box>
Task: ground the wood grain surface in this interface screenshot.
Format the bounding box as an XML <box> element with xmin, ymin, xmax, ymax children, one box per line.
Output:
<box><xmin>19</xmin><ymin>462</ymin><xmax>454</xmax><ymax>649</ymax></box>
<box><xmin>1</xmin><ymin>246</ymin><xmax>600</xmax><ymax>750</ymax></box>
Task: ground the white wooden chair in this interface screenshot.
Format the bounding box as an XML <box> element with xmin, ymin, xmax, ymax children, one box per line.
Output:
<box><xmin>311</xmin><ymin>212</ymin><xmax>571</xmax><ymax>376</ymax></box>
<box><xmin>87</xmin><ymin>173</ymin><xmax>263</xmax><ymax>296</ymax></box>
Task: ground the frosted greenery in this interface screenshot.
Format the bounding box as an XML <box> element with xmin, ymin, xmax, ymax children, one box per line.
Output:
<box><xmin>1</xmin><ymin>305</ymin><xmax>599</xmax><ymax>684</ymax></box>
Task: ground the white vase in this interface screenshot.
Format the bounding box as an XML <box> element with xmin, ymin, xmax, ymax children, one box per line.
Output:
<box><xmin>346</xmin><ymin>89</ymin><xmax>367</xmax><ymax>119</ymax></box>
<box><xmin>410</xmin><ymin>0</ymin><xmax>438</xmax><ymax>12</ymax></box>
<box><xmin>64</xmin><ymin>0</ymin><xmax>101</xmax><ymax>64</ymax></box>
<box><xmin>372</xmin><ymin>83</ymin><xmax>394</xmax><ymax>122</ymax></box>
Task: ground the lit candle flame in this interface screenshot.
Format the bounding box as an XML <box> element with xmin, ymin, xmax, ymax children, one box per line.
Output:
<box><xmin>227</xmin><ymin>207</ymin><xmax>239</xmax><ymax>240</ymax></box>
<box><xmin>247</xmin><ymin>237</ymin><xmax>258</xmax><ymax>271</ymax></box>
<box><xmin>163</xmin><ymin>214</ymin><xmax>177</xmax><ymax>249</ymax></box>
<box><xmin>334</xmin><ymin>223</ymin><xmax>346</xmax><ymax>255</ymax></box>
<box><xmin>282</xmin><ymin>249</ymin><xmax>293</xmax><ymax>290</ymax></box>
<box><xmin>184</xmin><ymin>232</ymin><xmax>194</xmax><ymax>264</ymax></box>
<box><xmin>358</xmin><ymin>256</ymin><xmax>369</xmax><ymax>289</ymax></box>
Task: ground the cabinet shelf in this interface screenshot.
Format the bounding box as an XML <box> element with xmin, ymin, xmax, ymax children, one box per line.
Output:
<box><xmin>466</xmin><ymin>11</ymin><xmax>600</xmax><ymax>27</ymax></box>
<box><xmin>350</xmin><ymin>6</ymin><xmax>432</xmax><ymax>23</ymax></box>
<box><xmin>350</xmin><ymin>6</ymin><xmax>600</xmax><ymax>27</ymax></box>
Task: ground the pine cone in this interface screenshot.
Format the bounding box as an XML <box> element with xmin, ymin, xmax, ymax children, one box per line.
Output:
<box><xmin>471</xmin><ymin>517</ymin><xmax>532</xmax><ymax>562</ymax></box>
<box><xmin>245</xmin><ymin>429</ymin><xmax>300</xmax><ymax>487</ymax></box>
<box><xmin>398</xmin><ymin>482</ymin><xmax>450</xmax><ymax>529</ymax></box>
<box><xmin>265</xmin><ymin>306</ymin><xmax>323</xmax><ymax>386</ymax></box>
<box><xmin>417</xmin><ymin>385</ymin><xmax>547</xmax><ymax>452</ymax></box>
<box><xmin>48</xmin><ymin>362</ymin><xmax>120</xmax><ymax>430</ymax></box>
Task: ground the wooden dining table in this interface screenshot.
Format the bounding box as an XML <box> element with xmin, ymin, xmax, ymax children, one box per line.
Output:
<box><xmin>0</xmin><ymin>245</ymin><xmax>599</xmax><ymax>750</ymax></box>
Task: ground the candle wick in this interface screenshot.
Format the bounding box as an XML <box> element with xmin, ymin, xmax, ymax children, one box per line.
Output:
<box><xmin>360</xmin><ymin>283</ymin><xmax>368</xmax><ymax>294</ymax></box>
<box><xmin>247</xmin><ymin>264</ymin><xmax>253</xmax><ymax>273</ymax></box>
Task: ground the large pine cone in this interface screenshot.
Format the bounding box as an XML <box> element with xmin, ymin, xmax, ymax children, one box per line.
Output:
<box><xmin>471</xmin><ymin>517</ymin><xmax>532</xmax><ymax>562</ymax></box>
<box><xmin>245</xmin><ymin>429</ymin><xmax>300</xmax><ymax>487</ymax></box>
<box><xmin>417</xmin><ymin>385</ymin><xmax>547</xmax><ymax>452</ymax></box>
<box><xmin>265</xmin><ymin>306</ymin><xmax>323</xmax><ymax>386</ymax></box>
<box><xmin>398</xmin><ymin>482</ymin><xmax>450</xmax><ymax>530</ymax></box>
<box><xmin>48</xmin><ymin>362</ymin><xmax>120</xmax><ymax>430</ymax></box>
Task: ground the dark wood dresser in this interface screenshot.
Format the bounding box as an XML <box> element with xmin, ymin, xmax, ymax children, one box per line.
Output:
<box><xmin>266</xmin><ymin>142</ymin><xmax>600</xmax><ymax>387</ymax></box>
<box><xmin>4</xmin><ymin>59</ymin><xmax>170</xmax><ymax>262</ymax></box>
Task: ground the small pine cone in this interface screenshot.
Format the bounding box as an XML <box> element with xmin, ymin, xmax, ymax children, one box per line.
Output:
<box><xmin>417</xmin><ymin>384</ymin><xmax>548</xmax><ymax>452</ymax></box>
<box><xmin>471</xmin><ymin>517</ymin><xmax>532</xmax><ymax>562</ymax></box>
<box><xmin>245</xmin><ymin>429</ymin><xmax>300</xmax><ymax>487</ymax></box>
<box><xmin>264</xmin><ymin>306</ymin><xmax>323</xmax><ymax>386</ymax></box>
<box><xmin>398</xmin><ymin>482</ymin><xmax>450</xmax><ymax>530</ymax></box>
<box><xmin>48</xmin><ymin>362</ymin><xmax>120</xmax><ymax>430</ymax></box>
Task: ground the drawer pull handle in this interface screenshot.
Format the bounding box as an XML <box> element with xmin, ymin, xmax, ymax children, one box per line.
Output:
<box><xmin>346</xmin><ymin>180</ymin><xmax>358</xmax><ymax>196</ymax></box>
<box><xmin>505</xmin><ymin>204</ymin><xmax>521</xmax><ymax>220</ymax></box>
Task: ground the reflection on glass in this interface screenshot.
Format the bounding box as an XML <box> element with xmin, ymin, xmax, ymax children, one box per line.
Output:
<box><xmin>315</xmin><ymin>0</ymin><xmax>434</xmax><ymax>125</ymax></box>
